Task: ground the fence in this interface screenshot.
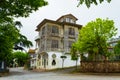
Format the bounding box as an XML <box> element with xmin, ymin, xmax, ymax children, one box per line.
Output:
<box><xmin>80</xmin><ymin>61</ymin><xmax>120</xmax><ymax>73</ymax></box>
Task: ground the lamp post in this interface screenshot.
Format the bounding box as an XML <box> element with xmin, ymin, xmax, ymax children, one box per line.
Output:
<box><xmin>60</xmin><ymin>55</ymin><xmax>67</xmax><ymax>69</ymax></box>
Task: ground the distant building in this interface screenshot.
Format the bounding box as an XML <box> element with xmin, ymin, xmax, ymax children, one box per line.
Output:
<box><xmin>35</xmin><ymin>14</ymin><xmax>82</xmax><ymax>69</ymax></box>
<box><xmin>107</xmin><ymin>36</ymin><xmax>120</xmax><ymax>52</ymax></box>
<box><xmin>108</xmin><ymin>36</ymin><xmax>120</xmax><ymax>47</ymax></box>
<box><xmin>108</xmin><ymin>36</ymin><xmax>120</xmax><ymax>60</ymax></box>
<box><xmin>28</xmin><ymin>49</ymin><xmax>36</xmax><ymax>68</ymax></box>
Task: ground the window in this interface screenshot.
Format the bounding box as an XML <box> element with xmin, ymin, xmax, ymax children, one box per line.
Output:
<box><xmin>52</xmin><ymin>54</ymin><xmax>56</xmax><ymax>66</ymax></box>
<box><xmin>51</xmin><ymin>40</ymin><xmax>58</xmax><ymax>48</ymax></box>
<box><xmin>52</xmin><ymin>60</ymin><xmax>56</xmax><ymax>66</ymax></box>
<box><xmin>38</xmin><ymin>54</ymin><xmax>41</xmax><ymax>59</ymax></box>
<box><xmin>65</xmin><ymin>18</ymin><xmax>75</xmax><ymax>23</ymax></box>
<box><xmin>66</xmin><ymin>18</ymin><xmax>70</xmax><ymax>22</ymax></box>
<box><xmin>70</xmin><ymin>19</ymin><xmax>75</xmax><ymax>23</ymax></box>
<box><xmin>68</xmin><ymin>41</ymin><xmax>74</xmax><ymax>48</ymax></box>
<box><xmin>52</xmin><ymin>26</ymin><xmax>59</xmax><ymax>34</ymax></box>
<box><xmin>68</xmin><ymin>28</ymin><xmax>75</xmax><ymax>35</ymax></box>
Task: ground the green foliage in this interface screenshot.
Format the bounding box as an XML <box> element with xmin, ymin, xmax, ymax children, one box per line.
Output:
<box><xmin>70</xmin><ymin>43</ymin><xmax>78</xmax><ymax>60</ymax></box>
<box><xmin>0</xmin><ymin>21</ymin><xmax>19</xmax><ymax>61</ymax></box>
<box><xmin>15</xmin><ymin>34</ymin><xmax>33</xmax><ymax>48</ymax></box>
<box><xmin>6</xmin><ymin>51</ymin><xmax>29</xmax><ymax>67</ymax></box>
<box><xmin>77</xmin><ymin>0</ymin><xmax>111</xmax><ymax>8</ymax></box>
<box><xmin>6</xmin><ymin>53</ymin><xmax>14</xmax><ymax>67</ymax></box>
<box><xmin>74</xmin><ymin>18</ymin><xmax>117</xmax><ymax>61</ymax></box>
<box><xmin>13</xmin><ymin>51</ymin><xmax>29</xmax><ymax>66</ymax></box>
<box><xmin>0</xmin><ymin>0</ymin><xmax>47</xmax><ymax>62</ymax></box>
<box><xmin>114</xmin><ymin>40</ymin><xmax>120</xmax><ymax>57</ymax></box>
<box><xmin>0</xmin><ymin>0</ymin><xmax>48</xmax><ymax>18</ymax></box>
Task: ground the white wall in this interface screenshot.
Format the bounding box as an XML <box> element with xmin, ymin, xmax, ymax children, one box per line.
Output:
<box><xmin>47</xmin><ymin>51</ymin><xmax>80</xmax><ymax>69</ymax></box>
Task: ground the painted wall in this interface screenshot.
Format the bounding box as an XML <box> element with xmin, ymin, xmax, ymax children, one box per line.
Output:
<box><xmin>45</xmin><ymin>51</ymin><xmax>80</xmax><ymax>69</ymax></box>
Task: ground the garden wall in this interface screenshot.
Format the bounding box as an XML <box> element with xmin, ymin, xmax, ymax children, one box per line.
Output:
<box><xmin>80</xmin><ymin>61</ymin><xmax>120</xmax><ymax>73</ymax></box>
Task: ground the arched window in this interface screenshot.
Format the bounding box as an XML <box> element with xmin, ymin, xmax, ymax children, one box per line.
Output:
<box><xmin>52</xmin><ymin>60</ymin><xmax>56</xmax><ymax>66</ymax></box>
<box><xmin>52</xmin><ymin>54</ymin><xmax>56</xmax><ymax>66</ymax></box>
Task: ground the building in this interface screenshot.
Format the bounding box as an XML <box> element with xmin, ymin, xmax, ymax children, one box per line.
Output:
<box><xmin>107</xmin><ymin>36</ymin><xmax>120</xmax><ymax>52</ymax></box>
<box><xmin>35</xmin><ymin>14</ymin><xmax>82</xmax><ymax>69</ymax></box>
<box><xmin>108</xmin><ymin>36</ymin><xmax>120</xmax><ymax>60</ymax></box>
<box><xmin>108</xmin><ymin>36</ymin><xmax>120</xmax><ymax>47</ymax></box>
<box><xmin>28</xmin><ymin>49</ymin><xmax>36</xmax><ymax>68</ymax></box>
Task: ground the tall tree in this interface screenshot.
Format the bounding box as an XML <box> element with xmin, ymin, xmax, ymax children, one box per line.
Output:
<box><xmin>74</xmin><ymin>18</ymin><xmax>117</xmax><ymax>61</ymax></box>
<box><xmin>77</xmin><ymin>0</ymin><xmax>111</xmax><ymax>8</ymax></box>
<box><xmin>0</xmin><ymin>20</ymin><xmax>19</xmax><ymax>61</ymax></box>
<box><xmin>0</xmin><ymin>0</ymin><xmax>48</xmax><ymax>61</ymax></box>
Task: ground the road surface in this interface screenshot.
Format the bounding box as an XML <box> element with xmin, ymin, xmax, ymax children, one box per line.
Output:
<box><xmin>0</xmin><ymin>67</ymin><xmax>120</xmax><ymax>80</ymax></box>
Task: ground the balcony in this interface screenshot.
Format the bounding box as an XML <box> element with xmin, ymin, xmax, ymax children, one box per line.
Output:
<box><xmin>35</xmin><ymin>35</ymin><xmax>40</xmax><ymax>41</ymax></box>
<box><xmin>48</xmin><ymin>33</ymin><xmax>63</xmax><ymax>38</ymax></box>
<box><xmin>68</xmin><ymin>35</ymin><xmax>75</xmax><ymax>38</ymax></box>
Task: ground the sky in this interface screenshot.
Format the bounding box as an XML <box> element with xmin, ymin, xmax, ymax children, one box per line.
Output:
<box><xmin>16</xmin><ymin>0</ymin><xmax>120</xmax><ymax>49</ymax></box>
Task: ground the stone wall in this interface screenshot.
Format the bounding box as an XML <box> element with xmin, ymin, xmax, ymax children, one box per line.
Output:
<box><xmin>80</xmin><ymin>61</ymin><xmax>120</xmax><ymax>73</ymax></box>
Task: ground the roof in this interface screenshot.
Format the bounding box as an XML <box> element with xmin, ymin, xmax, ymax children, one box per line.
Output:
<box><xmin>36</xmin><ymin>19</ymin><xmax>82</xmax><ymax>31</ymax></box>
<box><xmin>28</xmin><ymin>49</ymin><xmax>36</xmax><ymax>54</ymax></box>
<box><xmin>56</xmin><ymin>14</ymin><xmax>78</xmax><ymax>21</ymax></box>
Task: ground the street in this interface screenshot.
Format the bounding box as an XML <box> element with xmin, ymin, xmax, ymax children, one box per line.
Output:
<box><xmin>0</xmin><ymin>67</ymin><xmax>120</xmax><ymax>80</ymax></box>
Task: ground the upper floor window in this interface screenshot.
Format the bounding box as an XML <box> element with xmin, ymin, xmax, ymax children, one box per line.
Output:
<box><xmin>52</xmin><ymin>26</ymin><xmax>59</xmax><ymax>34</ymax></box>
<box><xmin>68</xmin><ymin>28</ymin><xmax>75</xmax><ymax>35</ymax></box>
<box><xmin>51</xmin><ymin>40</ymin><xmax>58</xmax><ymax>48</ymax></box>
<box><xmin>65</xmin><ymin>18</ymin><xmax>75</xmax><ymax>23</ymax></box>
<box><xmin>42</xmin><ymin>27</ymin><xmax>45</xmax><ymax>35</ymax></box>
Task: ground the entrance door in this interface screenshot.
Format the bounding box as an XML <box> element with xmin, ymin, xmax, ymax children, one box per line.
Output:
<box><xmin>42</xmin><ymin>53</ymin><xmax>48</xmax><ymax>69</ymax></box>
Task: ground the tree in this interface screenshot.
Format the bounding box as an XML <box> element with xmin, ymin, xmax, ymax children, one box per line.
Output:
<box><xmin>0</xmin><ymin>21</ymin><xmax>19</xmax><ymax>61</ymax></box>
<box><xmin>6</xmin><ymin>51</ymin><xmax>29</xmax><ymax>67</ymax></box>
<box><xmin>0</xmin><ymin>0</ymin><xmax>48</xmax><ymax>19</ymax></box>
<box><xmin>77</xmin><ymin>0</ymin><xmax>111</xmax><ymax>8</ymax></box>
<box><xmin>0</xmin><ymin>0</ymin><xmax>48</xmax><ymax>62</ymax></box>
<box><xmin>13</xmin><ymin>51</ymin><xmax>29</xmax><ymax>67</ymax></box>
<box><xmin>114</xmin><ymin>40</ymin><xmax>120</xmax><ymax>60</ymax></box>
<box><xmin>70</xmin><ymin>43</ymin><xmax>79</xmax><ymax>69</ymax></box>
<box><xmin>14</xmin><ymin>21</ymin><xmax>33</xmax><ymax>50</ymax></box>
<box><xmin>14</xmin><ymin>34</ymin><xmax>33</xmax><ymax>51</ymax></box>
<box><xmin>74</xmin><ymin>18</ymin><xmax>117</xmax><ymax>61</ymax></box>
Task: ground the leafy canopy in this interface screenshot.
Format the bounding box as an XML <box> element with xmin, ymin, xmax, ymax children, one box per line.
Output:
<box><xmin>0</xmin><ymin>0</ymin><xmax>48</xmax><ymax>61</ymax></box>
<box><xmin>77</xmin><ymin>0</ymin><xmax>111</xmax><ymax>8</ymax></box>
<box><xmin>70</xmin><ymin>43</ymin><xmax>78</xmax><ymax>60</ymax></box>
<box><xmin>73</xmin><ymin>18</ymin><xmax>117</xmax><ymax>61</ymax></box>
<box><xmin>13</xmin><ymin>51</ymin><xmax>29</xmax><ymax>66</ymax></box>
<box><xmin>114</xmin><ymin>40</ymin><xmax>120</xmax><ymax>56</ymax></box>
<box><xmin>0</xmin><ymin>21</ymin><xmax>19</xmax><ymax>60</ymax></box>
<box><xmin>0</xmin><ymin>0</ymin><xmax>48</xmax><ymax>18</ymax></box>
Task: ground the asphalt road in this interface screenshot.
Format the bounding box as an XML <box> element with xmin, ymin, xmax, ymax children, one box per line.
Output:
<box><xmin>0</xmin><ymin>67</ymin><xmax>120</xmax><ymax>80</ymax></box>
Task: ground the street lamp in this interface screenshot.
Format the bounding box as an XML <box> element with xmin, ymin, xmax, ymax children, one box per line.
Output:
<box><xmin>60</xmin><ymin>55</ymin><xmax>67</xmax><ymax>69</ymax></box>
